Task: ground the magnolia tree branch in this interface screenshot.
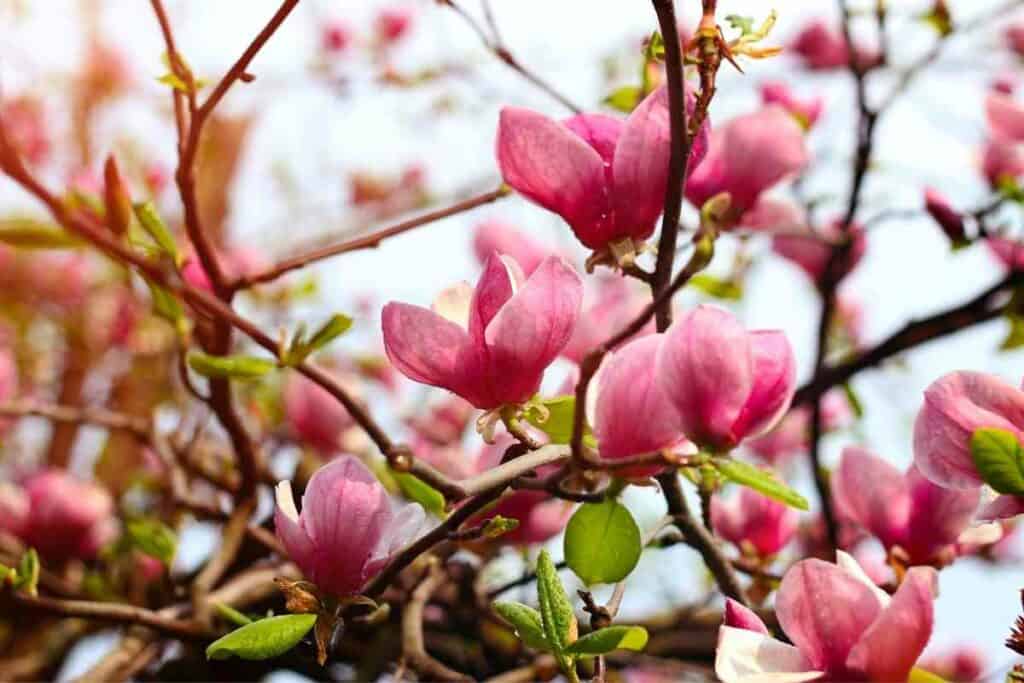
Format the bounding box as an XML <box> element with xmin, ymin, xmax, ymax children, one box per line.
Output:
<box><xmin>0</xmin><ymin>401</ymin><xmax>151</xmax><ymax>439</ymax></box>
<box><xmin>401</xmin><ymin>560</ymin><xmax>471</xmax><ymax>682</ymax></box>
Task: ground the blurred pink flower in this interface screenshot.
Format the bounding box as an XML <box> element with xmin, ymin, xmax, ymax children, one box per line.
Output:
<box><xmin>1</xmin><ymin>96</ymin><xmax>50</xmax><ymax>166</ymax></box>
<box><xmin>986</xmin><ymin>93</ymin><xmax>1024</xmax><ymax>142</ymax></box>
<box><xmin>20</xmin><ymin>469</ymin><xmax>117</xmax><ymax>561</ymax></box>
<box><xmin>716</xmin><ymin>552</ymin><xmax>936</xmax><ymax>682</ymax></box>
<box><xmin>657</xmin><ymin>305</ymin><xmax>796</xmax><ymax>451</ymax></box>
<box><xmin>322</xmin><ymin>20</ymin><xmax>354</xmax><ymax>54</ymax></box>
<box><xmin>383</xmin><ymin>255</ymin><xmax>583</xmax><ymax>409</ymax></box>
<box><xmin>497</xmin><ymin>85</ymin><xmax>708</xmax><ymax>250</ymax></box>
<box><xmin>924</xmin><ymin>188</ymin><xmax>967</xmax><ymax>246</ymax></box>
<box><xmin>981</xmin><ymin>138</ymin><xmax>1024</xmax><ymax>187</ymax></box>
<box><xmin>772</xmin><ymin>220</ymin><xmax>866</xmax><ymax>283</ymax></box>
<box><xmin>760</xmin><ymin>81</ymin><xmax>824</xmax><ymax>128</ymax></box>
<box><xmin>562</xmin><ymin>277</ymin><xmax>652</xmax><ymax>365</ymax></box>
<box><xmin>283</xmin><ymin>371</ymin><xmax>357</xmax><ymax>454</ymax></box>
<box><xmin>987</xmin><ymin>236</ymin><xmax>1024</xmax><ymax>270</ymax></box>
<box><xmin>921</xmin><ymin>645</ymin><xmax>987</xmax><ymax>683</ymax></box>
<box><xmin>473</xmin><ymin>219</ymin><xmax>553</xmax><ymax>276</ymax></box>
<box><xmin>711</xmin><ymin>485</ymin><xmax>799</xmax><ymax>558</ymax></box>
<box><xmin>790</xmin><ymin>19</ymin><xmax>851</xmax><ymax>70</ymax></box>
<box><xmin>275</xmin><ymin>456</ymin><xmax>426</xmax><ymax>597</ymax></box>
<box><xmin>0</xmin><ymin>482</ymin><xmax>29</xmax><ymax>538</ymax></box>
<box><xmin>376</xmin><ymin>7</ymin><xmax>413</xmax><ymax>44</ymax></box>
<box><xmin>1006</xmin><ymin>22</ymin><xmax>1024</xmax><ymax>58</ymax></box>
<box><xmin>746</xmin><ymin>391</ymin><xmax>852</xmax><ymax>465</ymax></box>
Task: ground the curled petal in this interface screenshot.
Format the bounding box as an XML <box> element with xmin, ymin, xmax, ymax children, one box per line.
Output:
<box><xmin>470</xmin><ymin>254</ymin><xmax>521</xmax><ymax>343</ymax></box>
<box><xmin>715</xmin><ymin>625</ymin><xmax>824</xmax><ymax>683</ymax></box>
<box><xmin>978</xmin><ymin>494</ymin><xmax>1024</xmax><ymax>521</ymax></box>
<box><xmin>724</xmin><ymin>598</ymin><xmax>770</xmax><ymax>635</ymax></box>
<box><xmin>382</xmin><ymin>302</ymin><xmax>475</xmax><ymax>398</ymax></box>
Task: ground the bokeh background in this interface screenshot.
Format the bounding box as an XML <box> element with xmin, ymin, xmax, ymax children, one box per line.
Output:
<box><xmin>1</xmin><ymin>0</ymin><xmax>1022</xmax><ymax>679</ymax></box>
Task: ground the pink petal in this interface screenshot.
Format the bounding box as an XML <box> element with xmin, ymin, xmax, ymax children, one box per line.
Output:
<box><xmin>274</xmin><ymin>482</ymin><xmax>317</xmax><ymax>572</ymax></box>
<box><xmin>986</xmin><ymin>93</ymin><xmax>1024</xmax><ymax>142</ymax></box>
<box><xmin>382</xmin><ymin>301</ymin><xmax>477</xmax><ymax>402</ymax></box>
<box><xmin>715</xmin><ymin>626</ymin><xmax>823</xmax><ymax>683</ymax></box>
<box><xmin>731</xmin><ymin>330</ymin><xmax>796</xmax><ymax>441</ymax></box>
<box><xmin>845</xmin><ymin>567</ymin><xmax>936</xmax><ymax>682</ymax></box>
<box><xmin>564</xmin><ymin>113</ymin><xmax>623</xmax><ymax>165</ymax></box>
<box><xmin>595</xmin><ymin>334</ymin><xmax>682</xmax><ymax>465</ymax></box>
<box><xmin>496</xmin><ymin>107</ymin><xmax>613</xmax><ymax>249</ymax></box>
<box><xmin>913</xmin><ymin>371</ymin><xmax>1024</xmax><ymax>489</ymax></box>
<box><xmin>776</xmin><ymin>558</ymin><xmax>885</xmax><ymax>673</ymax></box>
<box><xmin>987</xmin><ymin>236</ymin><xmax>1024</xmax><ymax>271</ymax></box>
<box><xmin>470</xmin><ymin>254</ymin><xmax>521</xmax><ymax>343</ymax></box>
<box><xmin>473</xmin><ymin>219</ymin><xmax>552</xmax><ymax>275</ymax></box>
<box><xmin>739</xmin><ymin>197</ymin><xmax>808</xmax><ymax>233</ymax></box>
<box><xmin>611</xmin><ymin>85</ymin><xmax>672</xmax><ymax>242</ymax></box>
<box><xmin>904</xmin><ymin>464</ymin><xmax>980</xmax><ymax>559</ymax></box>
<box><xmin>483</xmin><ymin>256</ymin><xmax>584</xmax><ymax>404</ymax></box>
<box><xmin>658</xmin><ymin>305</ymin><xmax>754</xmax><ymax>449</ymax></box>
<box><xmin>978</xmin><ymin>493</ymin><xmax>1024</xmax><ymax>521</ymax></box>
<box><xmin>832</xmin><ymin>447</ymin><xmax>911</xmax><ymax>551</ymax></box>
<box><xmin>724</xmin><ymin>598</ymin><xmax>770</xmax><ymax>635</ymax></box>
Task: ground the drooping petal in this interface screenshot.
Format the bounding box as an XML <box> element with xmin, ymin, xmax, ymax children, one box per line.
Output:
<box><xmin>845</xmin><ymin>567</ymin><xmax>937</xmax><ymax>682</ymax></box>
<box><xmin>731</xmin><ymin>330</ymin><xmax>796</xmax><ymax>441</ymax></box>
<box><xmin>715</xmin><ymin>626</ymin><xmax>824</xmax><ymax>683</ymax></box>
<box><xmin>658</xmin><ymin>305</ymin><xmax>754</xmax><ymax>449</ymax></box>
<box><xmin>724</xmin><ymin>598</ymin><xmax>770</xmax><ymax>635</ymax></box>
<box><xmin>382</xmin><ymin>301</ymin><xmax>476</xmax><ymax>399</ymax></box>
<box><xmin>913</xmin><ymin>371</ymin><xmax>1024</xmax><ymax>489</ymax></box>
<box><xmin>832</xmin><ymin>447</ymin><xmax>911</xmax><ymax>551</ymax></box>
<box><xmin>594</xmin><ymin>334</ymin><xmax>682</xmax><ymax>465</ymax></box>
<box><xmin>496</xmin><ymin>107</ymin><xmax>613</xmax><ymax>248</ymax></box>
<box><xmin>483</xmin><ymin>256</ymin><xmax>584</xmax><ymax>403</ymax></box>
<box><xmin>978</xmin><ymin>493</ymin><xmax>1024</xmax><ymax>521</ymax></box>
<box><xmin>611</xmin><ymin>85</ymin><xmax>672</xmax><ymax>242</ymax></box>
<box><xmin>776</xmin><ymin>558</ymin><xmax>885</xmax><ymax>674</ymax></box>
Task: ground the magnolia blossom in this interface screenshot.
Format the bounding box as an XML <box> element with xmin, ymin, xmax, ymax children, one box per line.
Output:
<box><xmin>746</xmin><ymin>391</ymin><xmax>851</xmax><ymax>465</ymax></box>
<box><xmin>716</xmin><ymin>552</ymin><xmax>936</xmax><ymax>682</ymax></box>
<box><xmin>562</xmin><ymin>277</ymin><xmax>652</xmax><ymax>365</ymax></box>
<box><xmin>0</xmin><ymin>482</ymin><xmax>28</xmax><ymax>538</ymax></box>
<box><xmin>283</xmin><ymin>371</ymin><xmax>357</xmax><ymax>454</ymax></box>
<box><xmin>0</xmin><ymin>347</ymin><xmax>18</xmax><ymax>435</ymax></box>
<box><xmin>921</xmin><ymin>645</ymin><xmax>987</xmax><ymax>682</ymax></box>
<box><xmin>833</xmin><ymin>447</ymin><xmax>983</xmax><ymax>566</ymax></box>
<box><xmin>924</xmin><ymin>188</ymin><xmax>967</xmax><ymax>246</ymax></box>
<box><xmin>737</xmin><ymin>196</ymin><xmax>807</xmax><ymax>234</ymax></box>
<box><xmin>275</xmin><ymin>456</ymin><xmax>426</xmax><ymax>597</ymax></box>
<box><xmin>685</xmin><ymin>106</ymin><xmax>808</xmax><ymax>223</ymax></box>
<box><xmin>760</xmin><ymin>82</ymin><xmax>823</xmax><ymax>128</ymax></box>
<box><xmin>1</xmin><ymin>96</ymin><xmax>51</xmax><ymax>166</ymax></box>
<box><xmin>321</xmin><ymin>20</ymin><xmax>353</xmax><ymax>54</ymax></box>
<box><xmin>711</xmin><ymin>486</ymin><xmax>798</xmax><ymax>558</ymax></box>
<box><xmin>913</xmin><ymin>371</ymin><xmax>1024</xmax><ymax>520</ymax></box>
<box><xmin>987</xmin><ymin>236</ymin><xmax>1024</xmax><ymax>270</ymax></box>
<box><xmin>19</xmin><ymin>470</ymin><xmax>118</xmax><ymax>561</ymax></box>
<box><xmin>593</xmin><ymin>335</ymin><xmax>686</xmax><ymax>475</ymax></box>
<box><xmin>472</xmin><ymin>219</ymin><xmax>552</xmax><ymax>276</ymax></box>
<box><xmin>1007</xmin><ymin>22</ymin><xmax>1024</xmax><ymax>57</ymax></box>
<box><xmin>986</xmin><ymin>93</ymin><xmax>1024</xmax><ymax>142</ymax></box>
<box><xmin>772</xmin><ymin>220</ymin><xmax>867</xmax><ymax>283</ymax></box>
<box><xmin>789</xmin><ymin>19</ymin><xmax>850</xmax><ymax>70</ymax></box>
<box><xmin>181</xmin><ymin>248</ymin><xmax>269</xmax><ymax>292</ymax></box>
<box><xmin>376</xmin><ymin>6</ymin><xmax>413</xmax><ymax>44</ymax></box>
<box><xmin>657</xmin><ymin>305</ymin><xmax>796</xmax><ymax>451</ymax></box>
<box><xmin>497</xmin><ymin>85</ymin><xmax>708</xmax><ymax>250</ymax></box>
<box><xmin>382</xmin><ymin>255</ymin><xmax>583</xmax><ymax>409</ymax></box>
<box><xmin>982</xmin><ymin>138</ymin><xmax>1024</xmax><ymax>188</ymax></box>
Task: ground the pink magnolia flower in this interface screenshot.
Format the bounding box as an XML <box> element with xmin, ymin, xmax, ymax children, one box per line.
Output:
<box><xmin>924</xmin><ymin>188</ymin><xmax>967</xmax><ymax>246</ymax></box>
<box><xmin>772</xmin><ymin>220</ymin><xmax>867</xmax><ymax>283</ymax></box>
<box><xmin>746</xmin><ymin>391</ymin><xmax>852</xmax><ymax>465</ymax></box>
<box><xmin>760</xmin><ymin>82</ymin><xmax>824</xmax><ymax>129</ymax></box>
<box><xmin>790</xmin><ymin>19</ymin><xmax>849</xmax><ymax>69</ymax></box>
<box><xmin>181</xmin><ymin>247</ymin><xmax>269</xmax><ymax>292</ymax></box>
<box><xmin>987</xmin><ymin>236</ymin><xmax>1024</xmax><ymax>270</ymax></box>
<box><xmin>497</xmin><ymin>85</ymin><xmax>709</xmax><ymax>250</ymax></box>
<box><xmin>593</xmin><ymin>335</ymin><xmax>685</xmax><ymax>476</ymax></box>
<box><xmin>711</xmin><ymin>486</ymin><xmax>799</xmax><ymax>558</ymax></box>
<box><xmin>405</xmin><ymin>395</ymin><xmax>475</xmax><ymax>446</ymax></box>
<box><xmin>473</xmin><ymin>219</ymin><xmax>553</xmax><ymax>276</ymax></box>
<box><xmin>716</xmin><ymin>552</ymin><xmax>937</xmax><ymax>682</ymax></box>
<box><xmin>562</xmin><ymin>277</ymin><xmax>652</xmax><ymax>365</ymax></box>
<box><xmin>0</xmin><ymin>482</ymin><xmax>28</xmax><ymax>538</ymax></box>
<box><xmin>921</xmin><ymin>645</ymin><xmax>987</xmax><ymax>683</ymax></box>
<box><xmin>657</xmin><ymin>305</ymin><xmax>796</xmax><ymax>451</ymax></box>
<box><xmin>144</xmin><ymin>161</ymin><xmax>170</xmax><ymax>196</ymax></box>
<box><xmin>275</xmin><ymin>456</ymin><xmax>427</xmax><ymax>597</ymax></box>
<box><xmin>981</xmin><ymin>138</ymin><xmax>1024</xmax><ymax>188</ymax></box>
<box><xmin>20</xmin><ymin>470</ymin><xmax>117</xmax><ymax>562</ymax></box>
<box><xmin>1</xmin><ymin>96</ymin><xmax>51</xmax><ymax>166</ymax></box>
<box><xmin>382</xmin><ymin>255</ymin><xmax>583</xmax><ymax>410</ymax></box>
<box><xmin>993</xmin><ymin>71</ymin><xmax>1019</xmax><ymax>96</ymax></box>
<box><xmin>737</xmin><ymin>196</ymin><xmax>807</xmax><ymax>234</ymax></box>
<box><xmin>376</xmin><ymin>7</ymin><xmax>413</xmax><ymax>45</ymax></box>
<box><xmin>685</xmin><ymin>106</ymin><xmax>808</xmax><ymax>223</ymax></box>
<box><xmin>321</xmin><ymin>20</ymin><xmax>354</xmax><ymax>54</ymax></box>
<box><xmin>833</xmin><ymin>447</ymin><xmax>981</xmax><ymax>566</ymax></box>
<box><xmin>986</xmin><ymin>93</ymin><xmax>1024</xmax><ymax>142</ymax></box>
<box><xmin>1007</xmin><ymin>22</ymin><xmax>1024</xmax><ymax>57</ymax></box>
<box><xmin>283</xmin><ymin>372</ymin><xmax>356</xmax><ymax>454</ymax></box>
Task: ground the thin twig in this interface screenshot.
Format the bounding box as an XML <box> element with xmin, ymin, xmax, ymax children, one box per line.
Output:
<box><xmin>401</xmin><ymin>561</ymin><xmax>470</xmax><ymax>681</ymax></box>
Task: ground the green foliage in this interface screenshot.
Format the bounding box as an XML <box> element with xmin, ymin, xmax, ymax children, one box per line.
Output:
<box><xmin>524</xmin><ymin>395</ymin><xmax>577</xmax><ymax>445</ymax></box>
<box><xmin>187</xmin><ymin>351</ymin><xmax>276</xmax><ymax>380</ymax></box>
<box><xmin>713</xmin><ymin>458</ymin><xmax>809</xmax><ymax>510</ymax></box>
<box><xmin>133</xmin><ymin>202</ymin><xmax>181</xmax><ymax>265</ymax></box>
<box><xmin>206</xmin><ymin>613</ymin><xmax>318</xmax><ymax>661</ymax></box>
<box><xmin>536</xmin><ymin>549</ymin><xmax>578</xmax><ymax>680</ymax></box>
<box><xmin>603</xmin><ymin>86</ymin><xmax>641</xmax><ymax>114</ymax></box>
<box><xmin>15</xmin><ymin>549</ymin><xmax>39</xmax><ymax>596</ymax></box>
<box><xmin>145</xmin><ymin>279</ymin><xmax>185</xmax><ymax>327</ymax></box>
<box><xmin>0</xmin><ymin>217</ymin><xmax>79</xmax><ymax>249</ymax></box>
<box><xmin>563</xmin><ymin>625</ymin><xmax>648</xmax><ymax>657</ymax></box>
<box><xmin>393</xmin><ymin>471</ymin><xmax>447</xmax><ymax>517</ymax></box>
<box><xmin>493</xmin><ymin>602</ymin><xmax>549</xmax><ymax>651</ymax></box>
<box><xmin>689</xmin><ymin>274</ymin><xmax>743</xmax><ymax>301</ymax></box>
<box><xmin>564</xmin><ymin>500</ymin><xmax>641</xmax><ymax>585</ymax></box>
<box><xmin>970</xmin><ymin>428</ymin><xmax>1024</xmax><ymax>495</ymax></box>
<box><xmin>126</xmin><ymin>518</ymin><xmax>177</xmax><ymax>567</ymax></box>
<box><xmin>281</xmin><ymin>314</ymin><xmax>354</xmax><ymax>366</ymax></box>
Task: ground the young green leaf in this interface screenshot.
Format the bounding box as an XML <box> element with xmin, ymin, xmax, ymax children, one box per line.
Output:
<box><xmin>713</xmin><ymin>458</ymin><xmax>809</xmax><ymax>510</ymax></box>
<box><xmin>535</xmin><ymin>549</ymin><xmax>577</xmax><ymax>654</ymax></box>
<box><xmin>689</xmin><ymin>274</ymin><xmax>743</xmax><ymax>301</ymax></box>
<box><xmin>0</xmin><ymin>218</ymin><xmax>79</xmax><ymax>249</ymax></box>
<box><xmin>970</xmin><ymin>428</ymin><xmax>1024</xmax><ymax>495</ymax></box>
<box><xmin>493</xmin><ymin>602</ymin><xmax>549</xmax><ymax>651</ymax></box>
<box><xmin>563</xmin><ymin>625</ymin><xmax>648</xmax><ymax>657</ymax></box>
<box><xmin>126</xmin><ymin>518</ymin><xmax>177</xmax><ymax>567</ymax></box>
<box><xmin>393</xmin><ymin>471</ymin><xmax>447</xmax><ymax>517</ymax></box>
<box><xmin>187</xmin><ymin>352</ymin><xmax>276</xmax><ymax>380</ymax></box>
<box><xmin>15</xmin><ymin>549</ymin><xmax>39</xmax><ymax>596</ymax></box>
<box><xmin>206</xmin><ymin>613</ymin><xmax>318</xmax><ymax>661</ymax></box>
<box><xmin>283</xmin><ymin>314</ymin><xmax>354</xmax><ymax>365</ymax></box>
<box><xmin>134</xmin><ymin>202</ymin><xmax>181</xmax><ymax>265</ymax></box>
<box><xmin>564</xmin><ymin>500</ymin><xmax>642</xmax><ymax>585</ymax></box>
<box><xmin>525</xmin><ymin>395</ymin><xmax>578</xmax><ymax>445</ymax></box>
<box><xmin>1001</xmin><ymin>313</ymin><xmax>1024</xmax><ymax>351</ymax></box>
<box><xmin>603</xmin><ymin>86</ymin><xmax>641</xmax><ymax>114</ymax></box>
<box><xmin>145</xmin><ymin>279</ymin><xmax>185</xmax><ymax>326</ymax></box>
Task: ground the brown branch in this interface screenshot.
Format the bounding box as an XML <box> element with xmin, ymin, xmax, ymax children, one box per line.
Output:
<box><xmin>191</xmin><ymin>497</ymin><xmax>257</xmax><ymax>624</ymax></box>
<box><xmin>233</xmin><ymin>187</ymin><xmax>507</xmax><ymax>290</ymax></box>
<box><xmin>7</xmin><ymin>593</ymin><xmax>211</xmax><ymax>640</ymax></box>
<box><xmin>401</xmin><ymin>561</ymin><xmax>470</xmax><ymax>682</ymax></box>
<box><xmin>0</xmin><ymin>401</ymin><xmax>151</xmax><ymax>439</ymax></box>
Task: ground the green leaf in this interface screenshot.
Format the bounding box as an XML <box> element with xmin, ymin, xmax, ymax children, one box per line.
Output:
<box><xmin>970</xmin><ymin>428</ymin><xmax>1024</xmax><ymax>495</ymax></box>
<box><xmin>713</xmin><ymin>458</ymin><xmax>809</xmax><ymax>510</ymax></box>
<box><xmin>134</xmin><ymin>202</ymin><xmax>180</xmax><ymax>265</ymax></box>
<box><xmin>603</xmin><ymin>86</ymin><xmax>641</xmax><ymax>114</ymax></box>
<box><xmin>535</xmin><ymin>549</ymin><xmax>577</xmax><ymax>655</ymax></box>
<box><xmin>493</xmin><ymin>602</ymin><xmax>549</xmax><ymax>651</ymax></box>
<box><xmin>644</xmin><ymin>31</ymin><xmax>665</xmax><ymax>61</ymax></box>
<box><xmin>393</xmin><ymin>471</ymin><xmax>447</xmax><ymax>517</ymax></box>
<box><xmin>283</xmin><ymin>314</ymin><xmax>353</xmax><ymax>366</ymax></box>
<box><xmin>15</xmin><ymin>549</ymin><xmax>39</xmax><ymax>596</ymax></box>
<box><xmin>725</xmin><ymin>14</ymin><xmax>756</xmax><ymax>35</ymax></box>
<box><xmin>564</xmin><ymin>500</ymin><xmax>641</xmax><ymax>585</ymax></box>
<box><xmin>145</xmin><ymin>279</ymin><xmax>184</xmax><ymax>325</ymax></box>
<box><xmin>482</xmin><ymin>515</ymin><xmax>520</xmax><ymax>539</ymax></box>
<box><xmin>126</xmin><ymin>518</ymin><xmax>177</xmax><ymax>567</ymax></box>
<box><xmin>564</xmin><ymin>626</ymin><xmax>648</xmax><ymax>656</ymax></box>
<box><xmin>689</xmin><ymin>274</ymin><xmax>743</xmax><ymax>301</ymax></box>
<box><xmin>214</xmin><ymin>602</ymin><xmax>254</xmax><ymax>627</ymax></box>
<box><xmin>1002</xmin><ymin>313</ymin><xmax>1024</xmax><ymax>351</ymax></box>
<box><xmin>842</xmin><ymin>381</ymin><xmax>864</xmax><ymax>419</ymax></box>
<box><xmin>909</xmin><ymin>667</ymin><xmax>948</xmax><ymax>683</ymax></box>
<box><xmin>525</xmin><ymin>395</ymin><xmax>577</xmax><ymax>445</ymax></box>
<box><xmin>187</xmin><ymin>352</ymin><xmax>276</xmax><ymax>380</ymax></box>
<box><xmin>157</xmin><ymin>72</ymin><xmax>190</xmax><ymax>92</ymax></box>
<box><xmin>0</xmin><ymin>563</ymin><xmax>14</xmax><ymax>586</ymax></box>
<box><xmin>206</xmin><ymin>613</ymin><xmax>317</xmax><ymax>661</ymax></box>
<box><xmin>0</xmin><ymin>218</ymin><xmax>79</xmax><ymax>249</ymax></box>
